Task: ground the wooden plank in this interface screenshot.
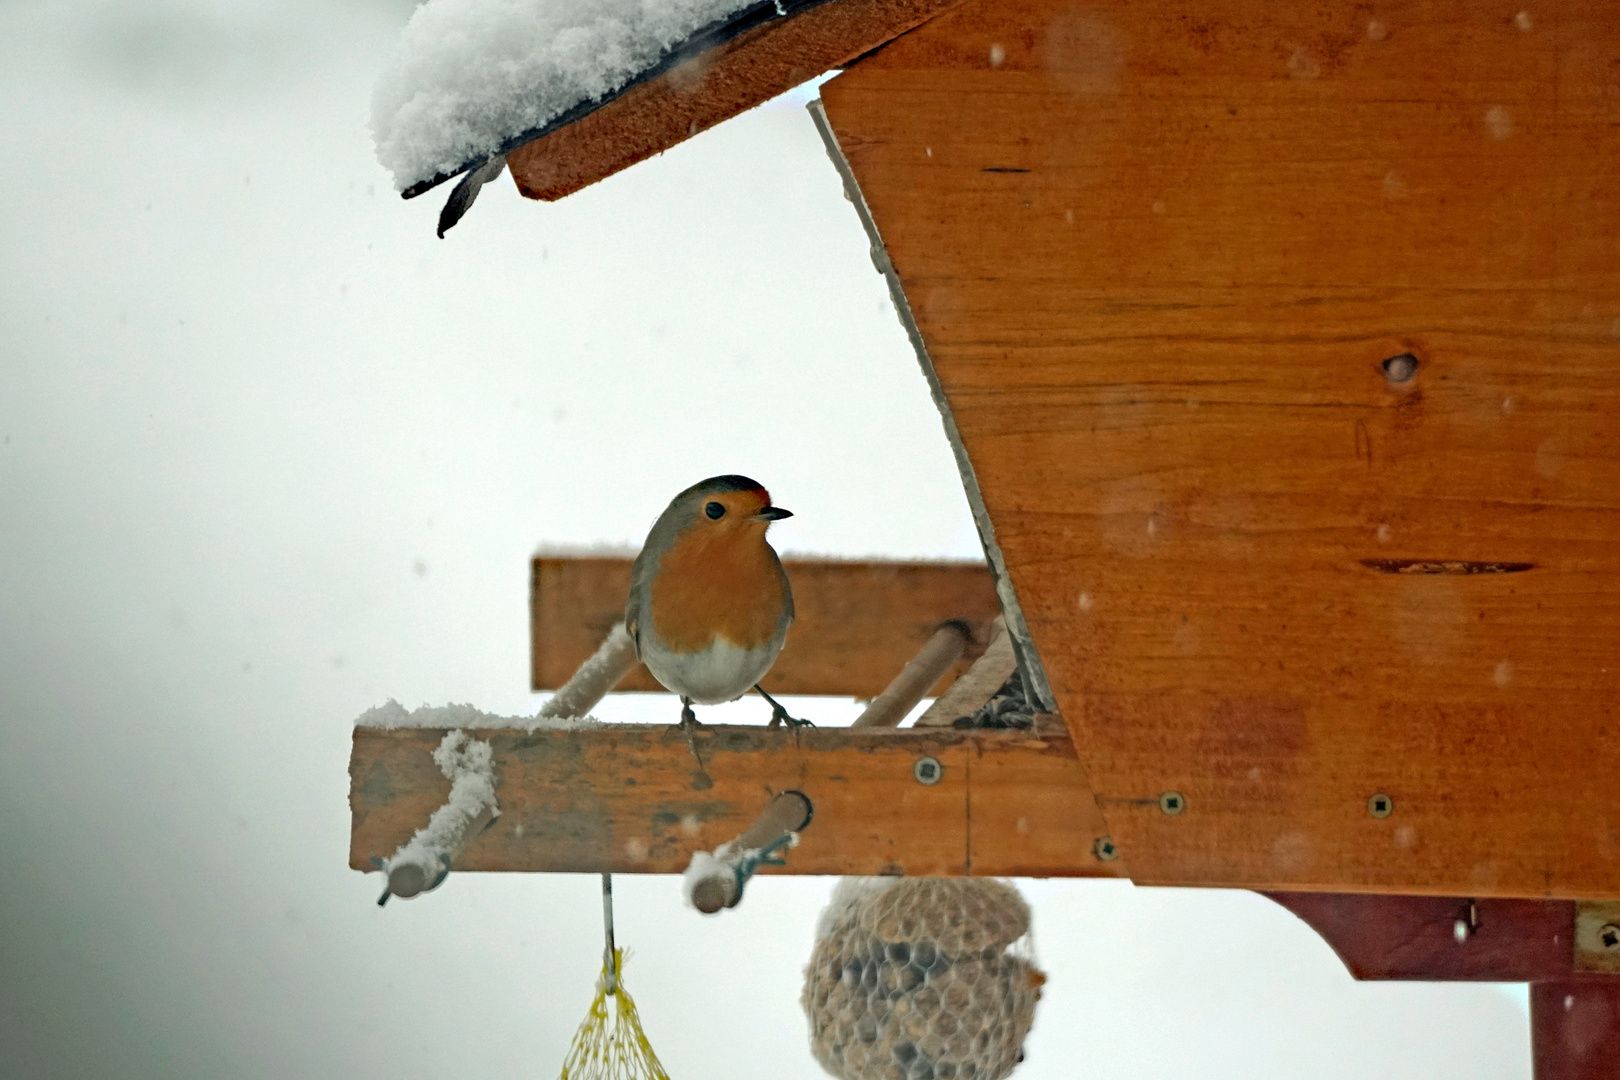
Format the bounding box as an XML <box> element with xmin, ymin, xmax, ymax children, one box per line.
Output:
<box><xmin>1265</xmin><ymin>893</ymin><xmax>1576</xmax><ymax>981</ymax></box>
<box><xmin>821</xmin><ymin>0</ymin><xmax>1620</xmax><ymax>898</ymax></box>
<box><xmin>349</xmin><ymin>724</ymin><xmax>1124</xmax><ymax>879</ymax></box>
<box><xmin>531</xmin><ymin>555</ymin><xmax>1002</xmax><ymax>697</ymax></box>
<box><xmin>507</xmin><ymin>0</ymin><xmax>964</xmax><ymax>201</ymax></box>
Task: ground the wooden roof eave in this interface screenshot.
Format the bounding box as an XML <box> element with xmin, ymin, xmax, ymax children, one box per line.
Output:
<box><xmin>410</xmin><ymin>0</ymin><xmax>964</xmax><ymax>231</ymax></box>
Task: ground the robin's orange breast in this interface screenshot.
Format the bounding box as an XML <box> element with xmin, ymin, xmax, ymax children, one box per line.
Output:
<box><xmin>648</xmin><ymin>527</ymin><xmax>787</xmax><ymax>654</ymax></box>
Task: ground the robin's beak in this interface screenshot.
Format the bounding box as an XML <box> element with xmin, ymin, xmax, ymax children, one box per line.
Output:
<box><xmin>754</xmin><ymin>506</ymin><xmax>793</xmax><ymax>521</ymax></box>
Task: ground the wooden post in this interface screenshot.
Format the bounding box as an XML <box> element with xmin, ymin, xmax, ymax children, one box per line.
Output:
<box><xmin>1266</xmin><ymin>894</ymin><xmax>1620</xmax><ymax>1077</ymax></box>
<box><xmin>1531</xmin><ymin>981</ymin><xmax>1620</xmax><ymax>1080</ymax></box>
<box><xmin>851</xmin><ymin>622</ymin><xmax>971</xmax><ymax>728</ymax></box>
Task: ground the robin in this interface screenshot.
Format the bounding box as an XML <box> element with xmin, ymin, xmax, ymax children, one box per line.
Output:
<box><xmin>626</xmin><ymin>475</ymin><xmax>809</xmax><ymax>728</ymax></box>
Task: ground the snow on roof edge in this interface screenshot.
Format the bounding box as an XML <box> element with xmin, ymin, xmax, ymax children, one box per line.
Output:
<box><xmin>374</xmin><ymin>0</ymin><xmax>842</xmax><ymax>197</ymax></box>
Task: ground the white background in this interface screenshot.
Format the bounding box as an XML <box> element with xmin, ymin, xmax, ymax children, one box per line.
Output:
<box><xmin>0</xmin><ymin>2</ymin><xmax>1532</xmax><ymax>1077</ymax></box>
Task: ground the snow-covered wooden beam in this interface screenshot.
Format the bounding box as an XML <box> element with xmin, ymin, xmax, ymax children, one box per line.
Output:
<box><xmin>531</xmin><ymin>555</ymin><xmax>1002</xmax><ymax>698</ymax></box>
<box><xmin>349</xmin><ymin>722</ymin><xmax>1125</xmax><ymax>880</ymax></box>
<box><xmin>505</xmin><ymin>0</ymin><xmax>965</xmax><ymax>202</ymax></box>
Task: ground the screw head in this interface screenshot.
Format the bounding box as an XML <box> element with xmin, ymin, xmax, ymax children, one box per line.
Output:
<box><xmin>1601</xmin><ymin>924</ymin><xmax>1620</xmax><ymax>951</ymax></box>
<box><xmin>1382</xmin><ymin>353</ymin><xmax>1419</xmax><ymax>384</ymax></box>
<box><xmin>913</xmin><ymin>756</ymin><xmax>943</xmax><ymax>785</ymax></box>
<box><xmin>1093</xmin><ymin>836</ymin><xmax>1119</xmax><ymax>861</ymax></box>
<box><xmin>1368</xmin><ymin>793</ymin><xmax>1394</xmax><ymax>818</ymax></box>
<box><xmin>1158</xmin><ymin>791</ymin><xmax>1186</xmax><ymax>816</ymax></box>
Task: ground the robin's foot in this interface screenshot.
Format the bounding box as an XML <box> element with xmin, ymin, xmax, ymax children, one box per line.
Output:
<box><xmin>677</xmin><ymin>697</ymin><xmax>707</xmax><ymax>767</ymax></box>
<box><xmin>756</xmin><ymin>685</ymin><xmax>814</xmax><ymax>729</ymax></box>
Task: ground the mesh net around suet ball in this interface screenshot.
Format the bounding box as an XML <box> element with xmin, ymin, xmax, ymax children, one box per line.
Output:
<box><xmin>802</xmin><ymin>879</ymin><xmax>1044</xmax><ymax>1080</ymax></box>
<box><xmin>559</xmin><ymin>948</ymin><xmax>670</xmax><ymax>1080</ymax></box>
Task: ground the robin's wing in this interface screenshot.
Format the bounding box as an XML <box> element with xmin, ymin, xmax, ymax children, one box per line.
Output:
<box><xmin>774</xmin><ymin>549</ymin><xmax>795</xmax><ymax>626</ymax></box>
<box><xmin>624</xmin><ymin>543</ymin><xmax>657</xmax><ymax>660</ymax></box>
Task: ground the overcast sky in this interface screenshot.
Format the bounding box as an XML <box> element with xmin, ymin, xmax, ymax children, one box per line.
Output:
<box><xmin>0</xmin><ymin>2</ymin><xmax>1533</xmax><ymax>1078</ymax></box>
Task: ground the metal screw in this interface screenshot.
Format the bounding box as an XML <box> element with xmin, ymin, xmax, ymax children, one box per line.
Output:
<box><xmin>1601</xmin><ymin>924</ymin><xmax>1620</xmax><ymax>951</ymax></box>
<box><xmin>1158</xmin><ymin>791</ymin><xmax>1186</xmax><ymax>816</ymax></box>
<box><xmin>1382</xmin><ymin>353</ymin><xmax>1419</xmax><ymax>383</ymax></box>
<box><xmin>913</xmin><ymin>756</ymin><xmax>943</xmax><ymax>785</ymax></box>
<box><xmin>1368</xmin><ymin>793</ymin><xmax>1394</xmax><ymax>818</ymax></box>
<box><xmin>1093</xmin><ymin>836</ymin><xmax>1119</xmax><ymax>861</ymax></box>
<box><xmin>1454</xmin><ymin>900</ymin><xmax>1479</xmax><ymax>943</ymax></box>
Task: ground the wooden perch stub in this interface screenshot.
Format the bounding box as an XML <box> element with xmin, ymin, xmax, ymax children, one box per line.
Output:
<box><xmin>385</xmin><ymin>804</ymin><xmax>497</xmax><ymax>901</ymax></box>
<box><xmin>852</xmin><ymin>621</ymin><xmax>971</xmax><ymax>728</ymax></box>
<box><xmin>687</xmin><ymin>790</ymin><xmax>814</xmax><ymax>914</ymax></box>
<box><xmin>350</xmin><ymin>724</ymin><xmax>1121</xmax><ymax>880</ymax></box>
<box><xmin>375</xmin><ymin>730</ymin><xmax>500</xmax><ymax>905</ymax></box>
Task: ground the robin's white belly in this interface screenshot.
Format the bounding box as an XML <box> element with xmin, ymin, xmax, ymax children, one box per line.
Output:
<box><xmin>640</xmin><ymin>634</ymin><xmax>784</xmax><ymax>705</ymax></box>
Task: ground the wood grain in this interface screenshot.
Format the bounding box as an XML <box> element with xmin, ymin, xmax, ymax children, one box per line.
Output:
<box><xmin>821</xmin><ymin>0</ymin><xmax>1620</xmax><ymax>897</ymax></box>
<box><xmin>507</xmin><ymin>0</ymin><xmax>964</xmax><ymax>201</ymax></box>
<box><xmin>532</xmin><ymin>556</ymin><xmax>1002</xmax><ymax>698</ymax></box>
<box><xmin>349</xmin><ymin>725</ymin><xmax>1123</xmax><ymax>879</ymax></box>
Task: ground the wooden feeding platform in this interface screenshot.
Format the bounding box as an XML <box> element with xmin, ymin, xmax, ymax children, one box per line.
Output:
<box><xmin>365</xmin><ymin>0</ymin><xmax>1620</xmax><ymax>1073</ymax></box>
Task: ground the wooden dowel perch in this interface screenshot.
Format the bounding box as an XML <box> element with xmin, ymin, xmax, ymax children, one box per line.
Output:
<box><xmin>385</xmin><ymin>804</ymin><xmax>496</xmax><ymax>901</ymax></box>
<box><xmin>851</xmin><ymin>621</ymin><xmax>972</xmax><ymax>728</ymax></box>
<box><xmin>538</xmin><ymin>621</ymin><xmax>637</xmax><ymax>720</ymax></box>
<box><xmin>379</xmin><ymin>625</ymin><xmax>636</xmax><ymax>905</ymax></box>
<box><xmin>915</xmin><ymin>616</ymin><xmax>1016</xmax><ymax>728</ymax></box>
<box><xmin>378</xmin><ymin>730</ymin><xmax>500</xmax><ymax>905</ymax></box>
<box><xmin>685</xmin><ymin>790</ymin><xmax>814</xmax><ymax>914</ymax></box>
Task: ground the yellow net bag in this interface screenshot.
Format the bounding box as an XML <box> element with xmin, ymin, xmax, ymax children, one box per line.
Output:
<box><xmin>559</xmin><ymin>877</ymin><xmax>671</xmax><ymax>1080</ymax></box>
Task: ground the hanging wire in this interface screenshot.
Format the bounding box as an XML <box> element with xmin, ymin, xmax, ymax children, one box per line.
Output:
<box><xmin>557</xmin><ymin>873</ymin><xmax>670</xmax><ymax>1080</ymax></box>
<box><xmin>601</xmin><ymin>873</ymin><xmax>617</xmax><ymax>994</ymax></box>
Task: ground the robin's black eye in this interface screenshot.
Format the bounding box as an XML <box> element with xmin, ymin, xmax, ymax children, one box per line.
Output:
<box><xmin>704</xmin><ymin>501</ymin><xmax>726</xmax><ymax>520</ymax></box>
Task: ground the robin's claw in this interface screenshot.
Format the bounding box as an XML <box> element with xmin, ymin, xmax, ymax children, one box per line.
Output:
<box><xmin>770</xmin><ymin>706</ymin><xmax>814</xmax><ymax>729</ymax></box>
<box><xmin>757</xmin><ymin>685</ymin><xmax>812</xmax><ymax>729</ymax></box>
<box><xmin>678</xmin><ymin>697</ymin><xmax>702</xmax><ymax>732</ymax></box>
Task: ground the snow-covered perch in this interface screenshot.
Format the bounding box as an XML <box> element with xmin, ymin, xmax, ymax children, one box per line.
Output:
<box><xmin>361</xmin><ymin>623</ymin><xmax>639</xmax><ymax>903</ymax></box>
<box><xmin>683</xmin><ymin>790</ymin><xmax>813</xmax><ymax>914</ymax></box>
<box><xmin>536</xmin><ymin>621</ymin><xmax>637</xmax><ymax>723</ymax></box>
<box><xmin>377</xmin><ymin>729</ymin><xmax>499</xmax><ymax>903</ymax></box>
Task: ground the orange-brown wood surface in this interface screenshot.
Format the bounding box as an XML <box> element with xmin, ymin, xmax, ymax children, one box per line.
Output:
<box><xmin>821</xmin><ymin>0</ymin><xmax>1620</xmax><ymax>898</ymax></box>
<box><xmin>508</xmin><ymin>0</ymin><xmax>963</xmax><ymax>201</ymax></box>
<box><xmin>349</xmin><ymin>724</ymin><xmax>1123</xmax><ymax>878</ymax></box>
<box><xmin>532</xmin><ymin>556</ymin><xmax>1002</xmax><ymax>697</ymax></box>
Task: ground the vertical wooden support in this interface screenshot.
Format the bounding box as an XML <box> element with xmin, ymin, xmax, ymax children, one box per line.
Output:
<box><xmin>1267</xmin><ymin>894</ymin><xmax>1620</xmax><ymax>1077</ymax></box>
<box><xmin>1532</xmin><ymin>981</ymin><xmax>1620</xmax><ymax>1080</ymax></box>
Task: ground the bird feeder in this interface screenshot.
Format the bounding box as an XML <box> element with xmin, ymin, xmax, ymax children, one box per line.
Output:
<box><xmin>356</xmin><ymin>0</ymin><xmax>1620</xmax><ymax>1074</ymax></box>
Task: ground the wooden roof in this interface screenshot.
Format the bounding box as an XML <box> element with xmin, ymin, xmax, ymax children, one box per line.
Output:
<box><xmin>406</xmin><ymin>0</ymin><xmax>963</xmax><ymax>206</ymax></box>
